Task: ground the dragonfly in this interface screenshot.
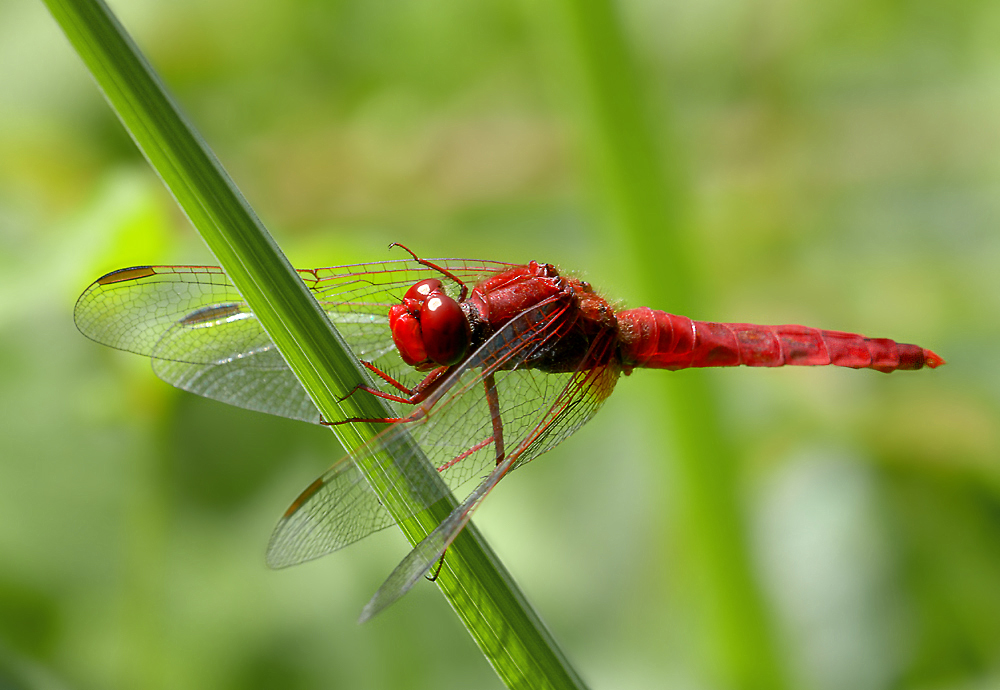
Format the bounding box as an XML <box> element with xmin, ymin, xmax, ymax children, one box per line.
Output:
<box><xmin>74</xmin><ymin>245</ymin><xmax>944</xmax><ymax>619</ymax></box>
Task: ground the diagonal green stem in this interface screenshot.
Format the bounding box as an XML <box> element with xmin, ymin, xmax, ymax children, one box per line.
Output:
<box><xmin>43</xmin><ymin>0</ymin><xmax>587</xmax><ymax>687</ymax></box>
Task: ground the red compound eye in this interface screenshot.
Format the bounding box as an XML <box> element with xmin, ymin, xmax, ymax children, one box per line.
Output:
<box><xmin>404</xmin><ymin>278</ymin><xmax>444</xmax><ymax>304</ymax></box>
<box><xmin>389</xmin><ymin>308</ymin><xmax>428</xmax><ymax>366</ymax></box>
<box><xmin>420</xmin><ymin>291</ymin><xmax>470</xmax><ymax>366</ymax></box>
<box><xmin>388</xmin><ymin>303</ymin><xmax>408</xmax><ymax>331</ymax></box>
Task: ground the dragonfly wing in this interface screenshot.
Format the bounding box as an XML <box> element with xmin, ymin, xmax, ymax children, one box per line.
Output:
<box><xmin>74</xmin><ymin>259</ymin><xmax>513</xmax><ymax>421</ymax></box>
<box><xmin>266</xmin><ymin>420</ymin><xmax>456</xmax><ymax>567</ymax></box>
<box><xmin>120</xmin><ymin>298</ymin><xmax>325</xmax><ymax>422</ymax></box>
<box><xmin>265</xmin><ymin>457</ymin><xmax>399</xmax><ymax>568</ymax></box>
<box><xmin>358</xmin><ymin>452</ymin><xmax>516</xmax><ymax>623</ymax></box>
<box><xmin>74</xmin><ymin>266</ymin><xmax>243</xmax><ymax>361</ymax></box>
<box><xmin>152</xmin><ymin>349</ymin><xmax>321</xmax><ymax>424</ymax></box>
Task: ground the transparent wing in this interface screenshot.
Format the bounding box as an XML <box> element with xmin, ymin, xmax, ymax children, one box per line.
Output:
<box><xmin>266</xmin><ymin>296</ymin><xmax>621</xmax><ymax>566</ymax></box>
<box><xmin>73</xmin><ymin>260</ymin><xmax>513</xmax><ymax>422</ymax></box>
<box><xmin>265</xmin><ymin>417</ymin><xmax>453</xmax><ymax>568</ymax></box>
<box><xmin>358</xmin><ymin>357</ymin><xmax>620</xmax><ymax>621</ymax></box>
<box><xmin>265</xmin><ymin>457</ymin><xmax>401</xmax><ymax>569</ymax></box>
<box><xmin>358</xmin><ymin>453</ymin><xmax>515</xmax><ymax>622</ymax></box>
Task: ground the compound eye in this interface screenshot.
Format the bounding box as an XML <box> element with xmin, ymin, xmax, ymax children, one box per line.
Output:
<box><xmin>420</xmin><ymin>292</ymin><xmax>470</xmax><ymax>366</ymax></box>
<box><xmin>388</xmin><ymin>303</ymin><xmax>408</xmax><ymax>331</ymax></box>
<box><xmin>390</xmin><ymin>312</ymin><xmax>428</xmax><ymax>366</ymax></box>
<box><xmin>404</xmin><ymin>278</ymin><xmax>444</xmax><ymax>303</ymax></box>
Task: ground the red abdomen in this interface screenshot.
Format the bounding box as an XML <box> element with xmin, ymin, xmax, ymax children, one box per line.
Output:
<box><xmin>617</xmin><ymin>307</ymin><xmax>944</xmax><ymax>373</ymax></box>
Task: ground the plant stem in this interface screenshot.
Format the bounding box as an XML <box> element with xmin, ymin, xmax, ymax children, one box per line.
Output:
<box><xmin>44</xmin><ymin>0</ymin><xmax>587</xmax><ymax>686</ymax></box>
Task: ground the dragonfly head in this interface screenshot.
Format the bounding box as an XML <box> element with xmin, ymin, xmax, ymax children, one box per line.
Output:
<box><xmin>390</xmin><ymin>279</ymin><xmax>471</xmax><ymax>368</ymax></box>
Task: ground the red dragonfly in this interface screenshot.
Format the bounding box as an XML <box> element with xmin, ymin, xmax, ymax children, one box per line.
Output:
<box><xmin>75</xmin><ymin>246</ymin><xmax>944</xmax><ymax>619</ymax></box>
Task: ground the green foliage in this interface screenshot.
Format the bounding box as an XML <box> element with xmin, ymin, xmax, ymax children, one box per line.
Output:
<box><xmin>0</xmin><ymin>0</ymin><xmax>995</xmax><ymax>688</ymax></box>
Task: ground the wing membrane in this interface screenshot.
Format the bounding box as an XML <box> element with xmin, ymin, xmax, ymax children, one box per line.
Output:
<box><xmin>74</xmin><ymin>260</ymin><xmax>512</xmax><ymax>420</ymax></box>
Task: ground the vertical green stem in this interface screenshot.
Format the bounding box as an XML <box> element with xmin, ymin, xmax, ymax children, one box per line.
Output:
<box><xmin>554</xmin><ymin>1</ymin><xmax>787</xmax><ymax>688</ymax></box>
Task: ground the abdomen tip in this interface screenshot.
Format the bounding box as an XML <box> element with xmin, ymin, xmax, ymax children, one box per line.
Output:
<box><xmin>924</xmin><ymin>349</ymin><xmax>946</xmax><ymax>368</ymax></box>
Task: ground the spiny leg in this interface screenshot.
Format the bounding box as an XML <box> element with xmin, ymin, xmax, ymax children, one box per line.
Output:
<box><xmin>425</xmin><ymin>555</ymin><xmax>446</xmax><ymax>582</ymax></box>
<box><xmin>325</xmin><ymin>363</ymin><xmax>456</xmax><ymax>426</ymax></box>
<box><xmin>427</xmin><ymin>372</ymin><xmax>506</xmax><ymax>581</ymax></box>
<box><xmin>338</xmin><ymin>362</ymin><xmax>450</xmax><ymax>406</ymax></box>
<box><xmin>360</xmin><ymin>360</ymin><xmax>419</xmax><ymax>395</ymax></box>
<box><xmin>483</xmin><ymin>372</ymin><xmax>505</xmax><ymax>466</ymax></box>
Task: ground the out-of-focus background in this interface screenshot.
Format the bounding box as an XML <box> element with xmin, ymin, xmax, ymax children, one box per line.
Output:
<box><xmin>1</xmin><ymin>0</ymin><xmax>997</xmax><ymax>688</ymax></box>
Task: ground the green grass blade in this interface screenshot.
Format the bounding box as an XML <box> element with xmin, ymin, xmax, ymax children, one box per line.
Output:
<box><xmin>44</xmin><ymin>0</ymin><xmax>587</xmax><ymax>686</ymax></box>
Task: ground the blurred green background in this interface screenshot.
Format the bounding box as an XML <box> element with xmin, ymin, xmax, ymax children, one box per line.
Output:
<box><xmin>1</xmin><ymin>0</ymin><xmax>997</xmax><ymax>688</ymax></box>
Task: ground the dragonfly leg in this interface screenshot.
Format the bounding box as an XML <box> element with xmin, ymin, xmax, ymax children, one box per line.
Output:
<box><xmin>483</xmin><ymin>372</ymin><xmax>505</xmax><ymax>466</ymax></box>
<box><xmin>321</xmin><ymin>413</ymin><xmax>416</xmax><ymax>426</ymax></box>
<box><xmin>320</xmin><ymin>398</ymin><xmax>436</xmax><ymax>427</ymax></box>
<box><xmin>425</xmin><ymin>554</ymin><xmax>447</xmax><ymax>582</ymax></box>
<box><xmin>436</xmin><ymin>435</ymin><xmax>495</xmax><ymax>472</ymax></box>
<box><xmin>420</xmin><ymin>374</ymin><xmax>505</xmax><ymax>471</ymax></box>
<box><xmin>337</xmin><ymin>383</ymin><xmax>409</xmax><ymax>403</ymax></box>
<box><xmin>389</xmin><ymin>243</ymin><xmax>469</xmax><ymax>301</ymax></box>
<box><xmin>338</xmin><ymin>363</ymin><xmax>452</xmax><ymax>405</ymax></box>
<box><xmin>323</xmin><ymin>364</ymin><xmax>453</xmax><ymax>426</ymax></box>
<box><xmin>337</xmin><ymin>383</ymin><xmax>417</xmax><ymax>406</ymax></box>
<box><xmin>359</xmin><ymin>360</ymin><xmax>418</xmax><ymax>395</ymax></box>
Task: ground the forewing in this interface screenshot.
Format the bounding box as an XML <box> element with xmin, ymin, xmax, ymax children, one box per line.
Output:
<box><xmin>74</xmin><ymin>260</ymin><xmax>512</xmax><ymax>422</ymax></box>
<box><xmin>74</xmin><ymin>266</ymin><xmax>244</xmax><ymax>361</ymax></box>
<box><xmin>152</xmin><ymin>348</ymin><xmax>322</xmax><ymax>424</ymax></box>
